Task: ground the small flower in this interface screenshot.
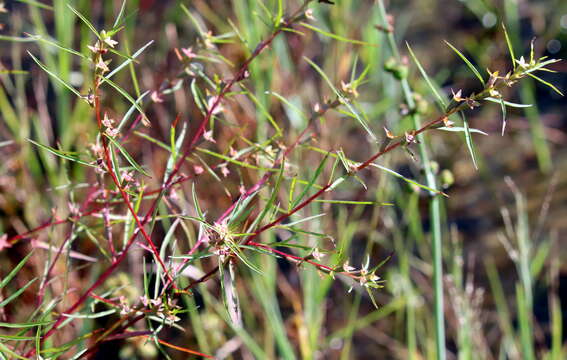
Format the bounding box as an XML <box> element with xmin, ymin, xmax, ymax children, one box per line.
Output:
<box><xmin>219</xmin><ymin>163</ymin><xmax>230</xmax><ymax>177</ymax></box>
<box><xmin>193</xmin><ymin>165</ymin><xmax>204</xmax><ymax>175</ymax></box>
<box><xmin>102</xmin><ymin>113</ymin><xmax>114</xmax><ymax>128</ymax></box>
<box><xmin>207</xmin><ymin>96</ymin><xmax>224</xmax><ymax>115</ymax></box>
<box><xmin>442</xmin><ymin>117</ymin><xmax>454</xmax><ymax>128</ymax></box>
<box><xmin>0</xmin><ymin>234</ymin><xmax>12</xmax><ymax>251</ymax></box>
<box><xmin>121</xmin><ymin>171</ymin><xmax>134</xmax><ymax>182</ymax></box>
<box><xmin>100</xmin><ymin>31</ymin><xmax>118</xmax><ymax>48</ymax></box>
<box><xmin>203</xmin><ymin>129</ymin><xmax>216</xmax><ymax>143</ymax></box>
<box><xmin>149</xmin><ymin>298</ymin><xmax>162</xmax><ymax>307</ymax></box>
<box><xmin>312</xmin><ymin>248</ymin><xmax>324</xmax><ymax>261</ymax></box>
<box><xmin>313</xmin><ymin>102</ymin><xmax>322</xmax><ymax>114</ymax></box>
<box><xmin>119</xmin><ymin>296</ymin><xmax>131</xmax><ymax>315</ymax></box>
<box><xmin>166</xmin><ymin>313</ymin><xmax>181</xmax><ymax>322</ymax></box>
<box><xmin>68</xmin><ymin>201</ymin><xmax>80</xmax><ymax>216</ymax></box>
<box><xmin>342</xmin><ymin>261</ymin><xmax>356</xmax><ymax>273</ymax></box>
<box><xmin>404</xmin><ymin>131</ymin><xmax>416</xmax><ymax>144</ymax></box>
<box><xmin>90</xmin><ymin>142</ymin><xmax>104</xmax><ymax>157</ymax></box>
<box><xmin>305</xmin><ymin>9</ymin><xmax>316</xmax><ymax>20</ymax></box>
<box><xmin>151</xmin><ymin>90</ymin><xmax>164</xmax><ymax>103</ymax></box>
<box><xmin>340</xmin><ymin>81</ymin><xmax>359</xmax><ymax>98</ymax></box>
<box><xmin>181</xmin><ymin>47</ymin><xmax>197</xmax><ymax>59</ymax></box>
<box><xmin>204</xmin><ymin>31</ymin><xmax>215</xmax><ymax>49</ymax></box>
<box><xmin>0</xmin><ymin>2</ymin><xmax>7</xmax><ymax>13</ymax></box>
<box><xmin>369</xmin><ymin>273</ymin><xmax>380</xmax><ymax>282</ymax></box>
<box><xmin>87</xmin><ymin>41</ymin><xmax>106</xmax><ymax>54</ymax></box>
<box><xmin>80</xmin><ymin>89</ymin><xmax>96</xmax><ymax>107</ymax></box>
<box><xmin>486</xmin><ymin>69</ymin><xmax>499</xmax><ymax>88</ymax></box>
<box><xmin>451</xmin><ymin>89</ymin><xmax>464</xmax><ymax>102</ymax></box>
<box><xmin>94</xmin><ymin>159</ymin><xmax>106</xmax><ymax>174</ymax></box>
<box><xmin>465</xmin><ymin>98</ymin><xmax>481</xmax><ymax>109</ymax></box>
<box><xmin>516</xmin><ymin>56</ymin><xmax>531</xmax><ymax>69</ymax></box>
<box><xmin>95</xmin><ymin>57</ymin><xmax>110</xmax><ymax>73</ymax></box>
<box><xmin>105</xmin><ymin>127</ymin><xmax>119</xmax><ymax>138</ymax></box>
<box><xmin>489</xmin><ymin>88</ymin><xmax>501</xmax><ymax>97</ymax></box>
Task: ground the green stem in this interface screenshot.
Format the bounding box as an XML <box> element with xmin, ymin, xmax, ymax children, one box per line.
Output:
<box><xmin>376</xmin><ymin>2</ymin><xmax>446</xmax><ymax>359</ymax></box>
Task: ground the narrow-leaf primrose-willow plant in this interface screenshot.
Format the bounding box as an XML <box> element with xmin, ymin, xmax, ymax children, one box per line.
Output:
<box><xmin>8</xmin><ymin>1</ymin><xmax>562</xmax><ymax>357</ymax></box>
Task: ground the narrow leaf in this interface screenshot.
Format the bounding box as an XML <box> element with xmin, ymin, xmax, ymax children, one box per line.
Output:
<box><xmin>67</xmin><ymin>4</ymin><xmax>100</xmax><ymax>39</ymax></box>
<box><xmin>527</xmin><ymin>72</ymin><xmax>564</xmax><ymax>96</ymax></box>
<box><xmin>0</xmin><ymin>251</ymin><xmax>34</xmax><ymax>290</ymax></box>
<box><xmin>406</xmin><ymin>42</ymin><xmax>447</xmax><ymax>107</ymax></box>
<box><xmin>304</xmin><ymin>57</ymin><xmax>377</xmax><ymax>142</ymax></box>
<box><xmin>28</xmin><ymin>52</ymin><xmax>82</xmax><ymax>98</ymax></box>
<box><xmin>0</xmin><ymin>278</ymin><xmax>37</xmax><ymax>308</ymax></box>
<box><xmin>484</xmin><ymin>97</ymin><xmax>532</xmax><ymax>108</ymax></box>
<box><xmin>502</xmin><ymin>23</ymin><xmax>516</xmax><ymax>70</ymax></box>
<box><xmin>112</xmin><ymin>0</ymin><xmax>128</xmax><ymax>29</ymax></box>
<box><xmin>27</xmin><ymin>139</ymin><xmax>96</xmax><ymax>167</ymax></box>
<box><xmin>461</xmin><ymin>113</ymin><xmax>479</xmax><ymax>169</ymax></box>
<box><xmin>104</xmin><ymin>134</ymin><xmax>151</xmax><ymax>177</ymax></box>
<box><xmin>300</xmin><ymin>22</ymin><xmax>377</xmax><ymax>46</ymax></box>
<box><xmin>499</xmin><ymin>97</ymin><xmax>507</xmax><ymax>136</ymax></box>
<box><xmin>444</xmin><ymin>40</ymin><xmax>485</xmax><ymax>85</ymax></box>
<box><xmin>101</xmin><ymin>76</ymin><xmax>150</xmax><ymax>125</ymax></box>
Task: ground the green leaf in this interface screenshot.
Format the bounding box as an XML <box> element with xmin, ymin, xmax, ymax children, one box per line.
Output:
<box><xmin>27</xmin><ymin>139</ymin><xmax>96</xmax><ymax>167</ymax></box>
<box><xmin>101</xmin><ymin>76</ymin><xmax>149</xmax><ymax>125</ymax></box>
<box><xmin>67</xmin><ymin>4</ymin><xmax>100</xmax><ymax>39</ymax></box>
<box><xmin>61</xmin><ymin>309</ymin><xmax>117</xmax><ymax>319</ymax></box>
<box><xmin>406</xmin><ymin>42</ymin><xmax>447</xmax><ymax>108</ymax></box>
<box><xmin>444</xmin><ymin>40</ymin><xmax>485</xmax><ymax>85</ymax></box>
<box><xmin>112</xmin><ymin>0</ymin><xmax>128</xmax><ymax>29</ymax></box>
<box><xmin>304</xmin><ymin>57</ymin><xmax>377</xmax><ymax>142</ymax></box>
<box><xmin>0</xmin><ymin>251</ymin><xmax>34</xmax><ymax>290</ymax></box>
<box><xmin>0</xmin><ymin>35</ymin><xmax>37</xmax><ymax>42</ymax></box>
<box><xmin>484</xmin><ymin>97</ymin><xmax>532</xmax><ymax>108</ymax></box>
<box><xmin>28</xmin><ymin>52</ymin><xmax>82</xmax><ymax>98</ymax></box>
<box><xmin>499</xmin><ymin>96</ymin><xmax>507</xmax><ymax>136</ymax></box>
<box><xmin>0</xmin><ymin>334</ymin><xmax>36</xmax><ymax>341</ymax></box>
<box><xmin>104</xmin><ymin>134</ymin><xmax>151</xmax><ymax>177</ymax></box>
<box><xmin>0</xmin><ymin>278</ymin><xmax>37</xmax><ymax>308</ymax></box>
<box><xmin>436</xmin><ymin>127</ymin><xmax>488</xmax><ymax>136</ymax></box>
<box><xmin>370</xmin><ymin>163</ymin><xmax>447</xmax><ymax>196</ymax></box>
<box><xmin>299</xmin><ymin>22</ymin><xmax>377</xmax><ymax>46</ymax></box>
<box><xmin>0</xmin><ymin>70</ymin><xmax>29</xmax><ymax>75</ymax></box>
<box><xmin>0</xmin><ymin>342</ymin><xmax>29</xmax><ymax>360</ymax></box>
<box><xmin>501</xmin><ymin>23</ymin><xmax>516</xmax><ymax>71</ymax></box>
<box><xmin>527</xmin><ymin>72</ymin><xmax>564</xmax><ymax>96</ymax></box>
<box><xmin>103</xmin><ymin>40</ymin><xmax>154</xmax><ymax>81</ymax></box>
<box><xmin>461</xmin><ymin>113</ymin><xmax>479</xmax><ymax>169</ymax></box>
<box><xmin>26</xmin><ymin>34</ymin><xmax>88</xmax><ymax>60</ymax></box>
<box><xmin>15</xmin><ymin>0</ymin><xmax>54</xmax><ymax>10</ymax></box>
<box><xmin>292</xmin><ymin>153</ymin><xmax>329</xmax><ymax>208</ymax></box>
<box><xmin>313</xmin><ymin>199</ymin><xmax>393</xmax><ymax>206</ymax></box>
<box><xmin>192</xmin><ymin>183</ymin><xmax>205</xmax><ymax>220</ymax></box>
<box><xmin>117</xmin><ymin>91</ymin><xmax>150</xmax><ymax>131</ymax></box>
<box><xmin>197</xmin><ymin>147</ymin><xmax>277</xmax><ymax>172</ymax></box>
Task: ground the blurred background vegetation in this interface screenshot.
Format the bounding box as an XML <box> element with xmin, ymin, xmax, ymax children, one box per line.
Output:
<box><xmin>0</xmin><ymin>0</ymin><xmax>566</xmax><ymax>359</ymax></box>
